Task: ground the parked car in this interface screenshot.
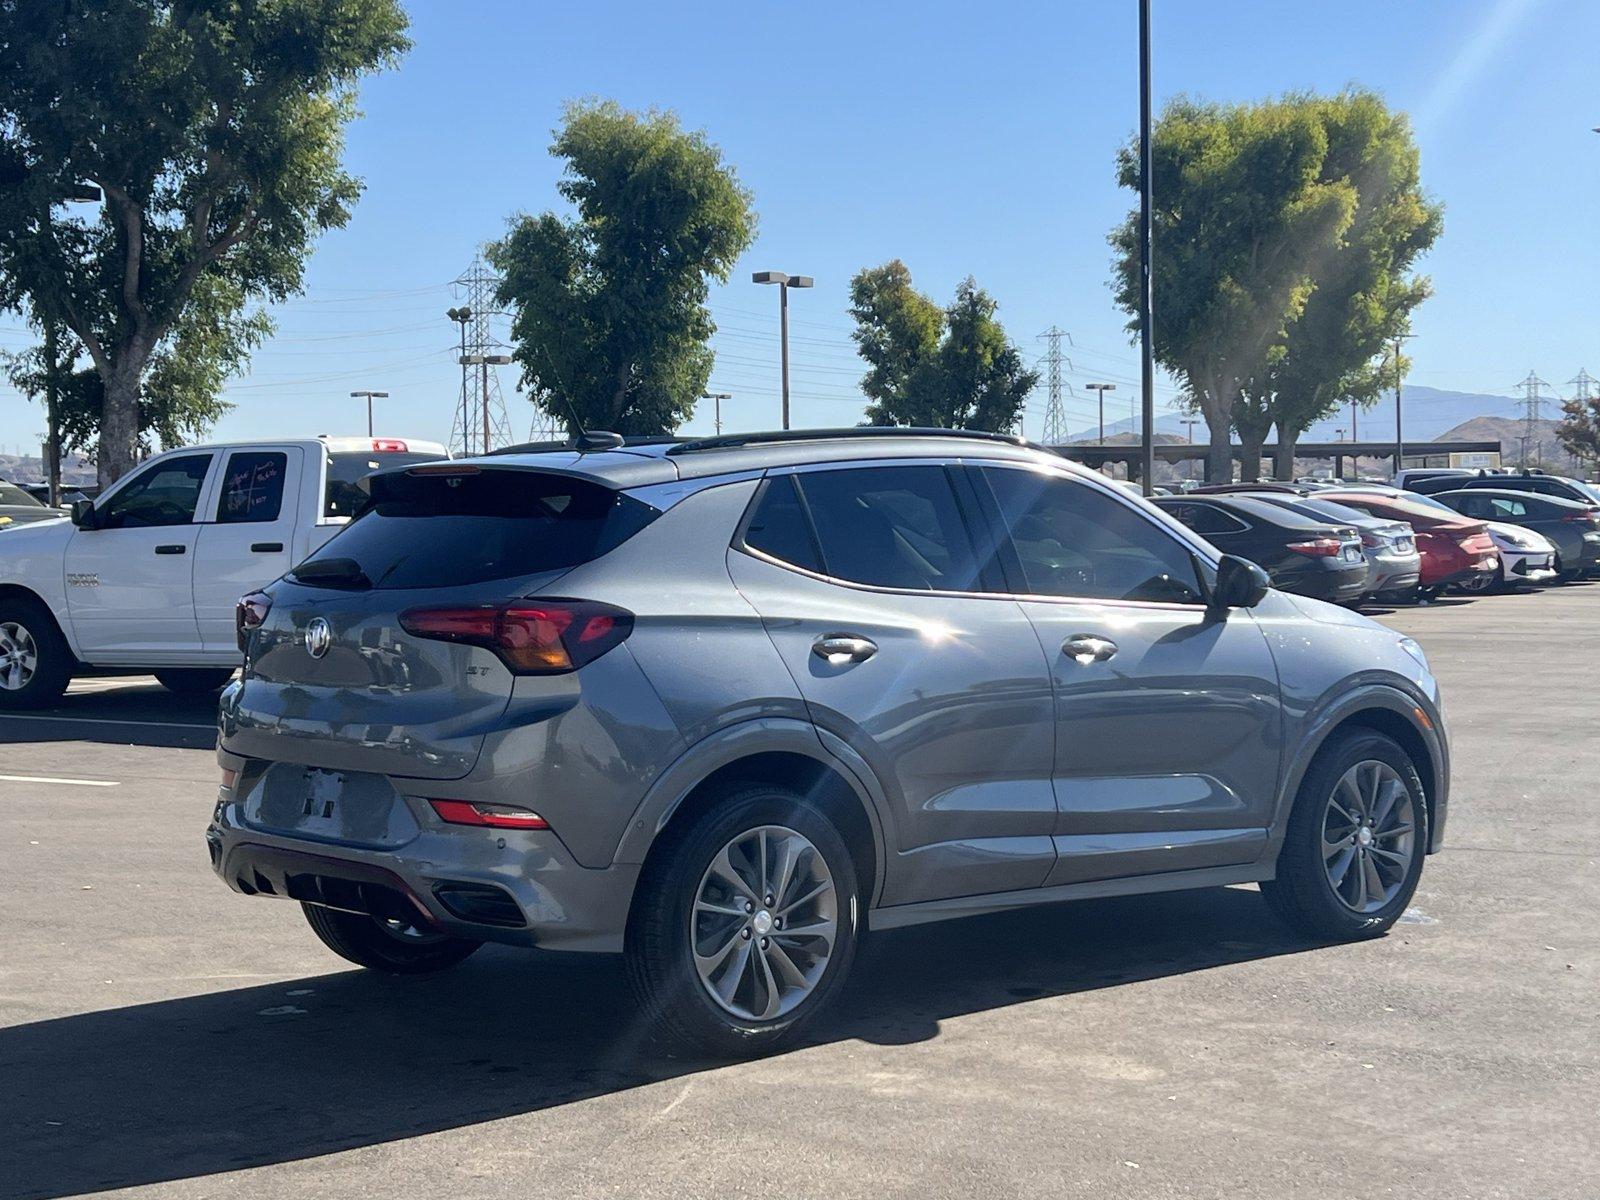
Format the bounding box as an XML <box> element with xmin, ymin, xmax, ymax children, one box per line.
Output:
<box><xmin>1152</xmin><ymin>493</ymin><xmax>1369</xmax><ymax>602</ymax></box>
<box><xmin>1477</xmin><ymin>522</ymin><xmax>1559</xmax><ymax>590</ymax></box>
<box><xmin>1391</xmin><ymin>468</ymin><xmax>1474</xmax><ymax>491</ymax></box>
<box><xmin>0</xmin><ymin>435</ymin><xmax>447</xmax><ymax>708</ymax></box>
<box><xmin>1428</xmin><ymin>488</ymin><xmax>1600</xmax><ymax>581</ymax></box>
<box><xmin>1410</xmin><ymin>469</ymin><xmax>1600</xmax><ymax>507</ymax></box>
<box><xmin>208</xmin><ymin>428</ymin><xmax>1449</xmax><ymax>1057</ymax></box>
<box><xmin>1320</xmin><ymin>491</ymin><xmax>1498</xmax><ymax>598</ymax></box>
<box><xmin>1233</xmin><ymin>493</ymin><xmax>1421</xmax><ymax>601</ymax></box>
<box><xmin>0</xmin><ymin>480</ymin><xmax>67</xmax><ymax>530</ymax></box>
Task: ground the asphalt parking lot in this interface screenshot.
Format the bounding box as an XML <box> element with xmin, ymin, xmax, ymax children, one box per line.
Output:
<box><xmin>3</xmin><ymin>587</ymin><xmax>1597</xmax><ymax>1200</ymax></box>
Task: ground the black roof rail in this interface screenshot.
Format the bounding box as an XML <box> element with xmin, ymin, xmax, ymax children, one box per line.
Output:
<box><xmin>667</xmin><ymin>426</ymin><xmax>1036</xmax><ymax>455</ymax></box>
<box><xmin>489</xmin><ymin>435</ymin><xmax>686</xmax><ymax>456</ymax></box>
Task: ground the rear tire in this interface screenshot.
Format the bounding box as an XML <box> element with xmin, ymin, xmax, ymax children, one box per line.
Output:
<box><xmin>0</xmin><ymin>597</ymin><xmax>73</xmax><ymax>711</ymax></box>
<box><xmin>1261</xmin><ymin>730</ymin><xmax>1429</xmax><ymax>941</ymax></box>
<box><xmin>301</xmin><ymin>903</ymin><xmax>481</xmax><ymax>973</ymax></box>
<box><xmin>626</xmin><ymin>784</ymin><xmax>861</xmax><ymax>1058</ymax></box>
<box><xmin>154</xmin><ymin>667</ymin><xmax>236</xmax><ymax>695</ymax></box>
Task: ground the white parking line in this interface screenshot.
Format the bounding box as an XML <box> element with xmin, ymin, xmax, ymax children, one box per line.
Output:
<box><xmin>0</xmin><ymin>713</ymin><xmax>215</xmax><ymax>731</ymax></box>
<box><xmin>0</xmin><ymin>773</ymin><xmax>121</xmax><ymax>787</ymax></box>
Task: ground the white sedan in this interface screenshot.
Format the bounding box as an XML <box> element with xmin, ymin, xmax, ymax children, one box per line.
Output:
<box><xmin>1479</xmin><ymin>521</ymin><xmax>1559</xmax><ymax>589</ymax></box>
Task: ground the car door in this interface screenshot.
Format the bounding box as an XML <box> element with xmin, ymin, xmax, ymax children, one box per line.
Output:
<box><xmin>192</xmin><ymin>446</ymin><xmax>303</xmax><ymax>653</ymax></box>
<box><xmin>972</xmin><ymin>463</ymin><xmax>1283</xmax><ymax>887</ymax></box>
<box><xmin>63</xmin><ymin>452</ymin><xmax>215</xmax><ymax>659</ymax></box>
<box><xmin>725</xmin><ymin>463</ymin><xmax>1059</xmax><ymax>908</ymax></box>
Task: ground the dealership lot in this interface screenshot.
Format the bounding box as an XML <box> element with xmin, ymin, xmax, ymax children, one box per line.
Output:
<box><xmin>2</xmin><ymin>588</ymin><xmax>1596</xmax><ymax>1200</ymax></box>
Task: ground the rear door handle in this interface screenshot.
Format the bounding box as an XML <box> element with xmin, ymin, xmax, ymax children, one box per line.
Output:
<box><xmin>154</xmin><ymin>544</ymin><xmax>187</xmax><ymax>555</ymax></box>
<box><xmin>1062</xmin><ymin>634</ymin><xmax>1117</xmax><ymax>664</ymax></box>
<box><xmin>812</xmin><ymin>634</ymin><xmax>878</xmax><ymax>664</ymax></box>
<box><xmin>250</xmin><ymin>542</ymin><xmax>284</xmax><ymax>553</ymax></box>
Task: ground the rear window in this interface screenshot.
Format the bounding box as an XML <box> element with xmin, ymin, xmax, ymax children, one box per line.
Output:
<box><xmin>294</xmin><ymin>469</ymin><xmax>658</xmax><ymax>589</ymax></box>
<box><xmin>324</xmin><ymin>452</ymin><xmax>446</xmax><ymax>518</ymax></box>
<box><xmin>0</xmin><ymin>483</ymin><xmax>44</xmax><ymax>508</ymax></box>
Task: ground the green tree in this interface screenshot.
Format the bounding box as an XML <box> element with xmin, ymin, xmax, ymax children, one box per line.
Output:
<box><xmin>1557</xmin><ymin>393</ymin><xmax>1600</xmax><ymax>477</ymax></box>
<box><xmin>1263</xmin><ymin>92</ymin><xmax>1441</xmax><ymax>480</ymax></box>
<box><xmin>491</xmin><ymin>101</ymin><xmax>756</xmax><ymax>436</ymax></box>
<box><xmin>6</xmin><ymin>273</ymin><xmax>270</xmax><ymax>458</ymax></box>
<box><xmin>850</xmin><ymin>262</ymin><xmax>1037</xmax><ymax>431</ymax></box>
<box><xmin>1111</xmin><ymin>96</ymin><xmax>1357</xmax><ymax>481</ymax></box>
<box><xmin>0</xmin><ymin>0</ymin><xmax>409</xmax><ymax>484</ymax></box>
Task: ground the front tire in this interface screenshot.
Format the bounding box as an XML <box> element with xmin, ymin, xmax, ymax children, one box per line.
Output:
<box><xmin>154</xmin><ymin>667</ymin><xmax>236</xmax><ymax>695</ymax></box>
<box><xmin>0</xmin><ymin>598</ymin><xmax>73</xmax><ymax>711</ymax></box>
<box><xmin>626</xmin><ymin>785</ymin><xmax>861</xmax><ymax>1058</ymax></box>
<box><xmin>302</xmin><ymin>903</ymin><xmax>481</xmax><ymax>973</ymax></box>
<box><xmin>1261</xmin><ymin>730</ymin><xmax>1429</xmax><ymax>941</ymax></box>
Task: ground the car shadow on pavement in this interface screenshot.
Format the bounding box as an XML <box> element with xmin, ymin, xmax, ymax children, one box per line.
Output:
<box><xmin>0</xmin><ymin>681</ymin><xmax>219</xmax><ymax>750</ymax></box>
<box><xmin>1</xmin><ymin>886</ymin><xmax>1324</xmax><ymax>1199</ymax></box>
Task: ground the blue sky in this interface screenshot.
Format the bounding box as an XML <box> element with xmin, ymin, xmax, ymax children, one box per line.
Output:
<box><xmin>6</xmin><ymin>0</ymin><xmax>1598</xmax><ymax>451</ymax></box>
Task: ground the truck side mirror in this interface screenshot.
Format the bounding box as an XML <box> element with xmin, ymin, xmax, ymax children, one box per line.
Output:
<box><xmin>69</xmin><ymin>499</ymin><xmax>97</xmax><ymax>529</ymax></box>
<box><xmin>1210</xmin><ymin>554</ymin><xmax>1271</xmax><ymax>613</ymax></box>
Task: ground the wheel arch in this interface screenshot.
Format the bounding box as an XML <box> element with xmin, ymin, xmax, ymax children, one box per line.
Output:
<box><xmin>0</xmin><ymin>583</ymin><xmax>78</xmax><ymax>661</ymax></box>
<box><xmin>613</xmin><ymin>718</ymin><xmax>891</xmax><ymax>910</ymax></box>
<box><xmin>1277</xmin><ymin>686</ymin><xmax>1447</xmax><ymax>857</ymax></box>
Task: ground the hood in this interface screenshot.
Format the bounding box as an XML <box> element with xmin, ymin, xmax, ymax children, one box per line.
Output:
<box><xmin>0</xmin><ymin>514</ymin><xmax>72</xmax><ymax>548</ymax></box>
<box><xmin>1486</xmin><ymin>520</ymin><xmax>1555</xmax><ymax>552</ymax></box>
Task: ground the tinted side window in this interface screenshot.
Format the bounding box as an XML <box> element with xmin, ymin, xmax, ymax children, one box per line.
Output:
<box><xmin>1455</xmin><ymin>495</ymin><xmax>1492</xmax><ymax>519</ymax></box>
<box><xmin>97</xmin><ymin>454</ymin><xmax>213</xmax><ymax>529</ymax></box>
<box><xmin>985</xmin><ymin>468</ymin><xmax>1203</xmax><ymax>604</ymax></box>
<box><xmin>795</xmin><ymin>466</ymin><xmax>980</xmax><ymax>591</ymax></box>
<box><xmin>742</xmin><ymin>475</ymin><xmax>822</xmax><ymax>573</ymax></box>
<box><xmin>217</xmin><ymin>452</ymin><xmax>287</xmax><ymax>524</ymax></box>
<box><xmin>1163</xmin><ymin>501</ymin><xmax>1245</xmax><ymax>536</ymax></box>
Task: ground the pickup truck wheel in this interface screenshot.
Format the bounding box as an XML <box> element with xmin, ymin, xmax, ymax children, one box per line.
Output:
<box><xmin>153</xmin><ymin>667</ymin><xmax>236</xmax><ymax>695</ymax></box>
<box><xmin>0</xmin><ymin>599</ymin><xmax>72</xmax><ymax>711</ymax></box>
<box><xmin>1261</xmin><ymin>730</ymin><xmax>1428</xmax><ymax>941</ymax></box>
<box><xmin>301</xmin><ymin>903</ymin><xmax>481</xmax><ymax>973</ymax></box>
<box><xmin>626</xmin><ymin>785</ymin><xmax>860</xmax><ymax>1059</ymax></box>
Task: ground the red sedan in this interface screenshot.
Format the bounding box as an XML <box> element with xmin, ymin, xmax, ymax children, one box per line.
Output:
<box><xmin>1323</xmin><ymin>491</ymin><xmax>1499</xmax><ymax>596</ymax></box>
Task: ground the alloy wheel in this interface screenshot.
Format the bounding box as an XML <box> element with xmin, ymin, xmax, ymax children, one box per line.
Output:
<box><xmin>691</xmin><ymin>824</ymin><xmax>838</xmax><ymax>1021</ymax></box>
<box><xmin>1322</xmin><ymin>760</ymin><xmax>1417</xmax><ymax>914</ymax></box>
<box><xmin>0</xmin><ymin>621</ymin><xmax>38</xmax><ymax>692</ymax></box>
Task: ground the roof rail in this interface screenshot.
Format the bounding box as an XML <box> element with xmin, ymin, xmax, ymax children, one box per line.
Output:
<box><xmin>667</xmin><ymin>426</ymin><xmax>1034</xmax><ymax>455</ymax></box>
<box><xmin>489</xmin><ymin>435</ymin><xmax>686</xmax><ymax>456</ymax></box>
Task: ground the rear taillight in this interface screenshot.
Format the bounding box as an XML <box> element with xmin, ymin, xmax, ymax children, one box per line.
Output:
<box><xmin>235</xmin><ymin>591</ymin><xmax>272</xmax><ymax>653</ymax></box>
<box><xmin>429</xmin><ymin>799</ymin><xmax>549</xmax><ymax>830</ymax></box>
<box><xmin>1561</xmin><ymin>511</ymin><xmax>1600</xmax><ymax>525</ymax></box>
<box><xmin>1359</xmin><ymin>532</ymin><xmax>1385</xmax><ymax>548</ymax></box>
<box><xmin>1286</xmin><ymin>538</ymin><xmax>1344</xmax><ymax>557</ymax></box>
<box><xmin>1458</xmin><ymin>533</ymin><xmax>1495</xmax><ymax>553</ymax></box>
<box><xmin>399</xmin><ymin>599</ymin><xmax>633</xmax><ymax>674</ymax></box>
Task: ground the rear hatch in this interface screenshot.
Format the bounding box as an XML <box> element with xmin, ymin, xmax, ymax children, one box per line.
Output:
<box><xmin>222</xmin><ymin>464</ymin><xmax>659</xmax><ymax>779</ymax></box>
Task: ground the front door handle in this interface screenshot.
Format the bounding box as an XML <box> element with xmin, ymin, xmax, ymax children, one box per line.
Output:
<box><xmin>250</xmin><ymin>542</ymin><xmax>284</xmax><ymax>553</ymax></box>
<box><xmin>1062</xmin><ymin>634</ymin><xmax>1117</xmax><ymax>664</ymax></box>
<box><xmin>154</xmin><ymin>544</ymin><xmax>187</xmax><ymax>555</ymax></box>
<box><xmin>812</xmin><ymin>634</ymin><xmax>878</xmax><ymax>664</ymax></box>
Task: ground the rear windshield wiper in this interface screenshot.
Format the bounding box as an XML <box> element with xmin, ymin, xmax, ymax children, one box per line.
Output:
<box><xmin>289</xmin><ymin>557</ymin><xmax>372</xmax><ymax>589</ymax></box>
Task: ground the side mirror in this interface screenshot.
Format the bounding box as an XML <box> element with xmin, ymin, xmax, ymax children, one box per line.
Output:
<box><xmin>69</xmin><ymin>499</ymin><xmax>97</xmax><ymax>529</ymax></box>
<box><xmin>1210</xmin><ymin>554</ymin><xmax>1271</xmax><ymax>612</ymax></box>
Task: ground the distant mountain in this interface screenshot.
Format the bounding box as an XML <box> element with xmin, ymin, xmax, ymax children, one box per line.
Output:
<box><xmin>1064</xmin><ymin>385</ymin><xmax>1529</xmax><ymax>445</ymax></box>
<box><xmin>1434</xmin><ymin>416</ymin><xmax>1578</xmax><ymax>473</ymax></box>
<box><xmin>0</xmin><ymin>452</ymin><xmax>96</xmax><ymax>487</ymax></box>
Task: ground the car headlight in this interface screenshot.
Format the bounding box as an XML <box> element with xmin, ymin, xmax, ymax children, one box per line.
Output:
<box><xmin>1398</xmin><ymin>636</ymin><xmax>1430</xmax><ymax>671</ymax></box>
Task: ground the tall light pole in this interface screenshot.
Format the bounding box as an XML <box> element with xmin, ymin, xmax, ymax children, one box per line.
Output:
<box><xmin>1392</xmin><ymin>332</ymin><xmax>1414</xmax><ymax>476</ymax></box>
<box><xmin>702</xmin><ymin>392</ymin><xmax>732</xmax><ymax>436</ymax></box>
<box><xmin>1137</xmin><ymin>0</ymin><xmax>1156</xmax><ymax>493</ymax></box>
<box><xmin>1085</xmin><ymin>383</ymin><xmax>1116</xmax><ymax>442</ymax></box>
<box><xmin>447</xmin><ymin>306</ymin><xmax>472</xmax><ymax>452</ymax></box>
<box><xmin>350</xmin><ymin>390</ymin><xmax>388</xmax><ymax>437</ymax></box>
<box><xmin>753</xmin><ymin>271</ymin><xmax>813</xmax><ymax>430</ymax></box>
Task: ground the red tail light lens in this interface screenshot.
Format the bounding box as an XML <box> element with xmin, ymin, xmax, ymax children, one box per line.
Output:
<box><xmin>371</xmin><ymin>438</ymin><xmax>408</xmax><ymax>452</ymax></box>
<box><xmin>429</xmin><ymin>799</ymin><xmax>548</xmax><ymax>829</ymax></box>
<box><xmin>399</xmin><ymin>599</ymin><xmax>633</xmax><ymax>674</ymax></box>
<box><xmin>235</xmin><ymin>591</ymin><xmax>272</xmax><ymax>652</ymax></box>
<box><xmin>1286</xmin><ymin>538</ymin><xmax>1344</xmax><ymax>557</ymax></box>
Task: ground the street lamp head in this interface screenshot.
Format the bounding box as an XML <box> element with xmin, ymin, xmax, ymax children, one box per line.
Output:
<box><xmin>447</xmin><ymin>306</ymin><xmax>472</xmax><ymax>323</ymax></box>
<box><xmin>752</xmin><ymin>270</ymin><xmax>789</xmax><ymax>286</ymax></box>
<box><xmin>1086</xmin><ymin>382</ymin><xmax>1116</xmax><ymax>392</ymax></box>
<box><xmin>787</xmin><ymin>275</ymin><xmax>814</xmax><ymax>289</ymax></box>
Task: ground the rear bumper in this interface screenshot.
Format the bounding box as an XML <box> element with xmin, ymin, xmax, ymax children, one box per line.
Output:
<box><xmin>1279</xmin><ymin>563</ymin><xmax>1369</xmax><ymax>602</ymax></box>
<box><xmin>206</xmin><ymin>785</ymin><xmax>639</xmax><ymax>953</ymax></box>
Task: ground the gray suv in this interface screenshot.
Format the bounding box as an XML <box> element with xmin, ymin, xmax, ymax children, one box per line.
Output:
<box><xmin>208</xmin><ymin>429</ymin><xmax>1450</xmax><ymax>1056</ymax></box>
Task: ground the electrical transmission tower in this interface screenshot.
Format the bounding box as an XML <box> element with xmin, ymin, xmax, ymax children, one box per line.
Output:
<box><xmin>1568</xmin><ymin>368</ymin><xmax>1597</xmax><ymax>402</ymax></box>
<box><xmin>1512</xmin><ymin>369</ymin><xmax>1556</xmax><ymax>467</ymax></box>
<box><xmin>1037</xmin><ymin>326</ymin><xmax>1075</xmax><ymax>444</ymax></box>
<box><xmin>447</xmin><ymin>257</ymin><xmax>564</xmax><ymax>454</ymax></box>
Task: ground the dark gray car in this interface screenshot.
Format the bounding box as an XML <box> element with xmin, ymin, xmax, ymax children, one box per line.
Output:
<box><xmin>209</xmin><ymin>430</ymin><xmax>1450</xmax><ymax>1056</ymax></box>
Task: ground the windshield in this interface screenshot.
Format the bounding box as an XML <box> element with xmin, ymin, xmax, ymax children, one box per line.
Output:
<box><xmin>0</xmin><ymin>483</ymin><xmax>44</xmax><ymax>508</ymax></box>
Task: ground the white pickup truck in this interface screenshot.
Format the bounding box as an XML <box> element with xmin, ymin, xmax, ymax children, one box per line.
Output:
<box><xmin>0</xmin><ymin>435</ymin><xmax>447</xmax><ymax>709</ymax></box>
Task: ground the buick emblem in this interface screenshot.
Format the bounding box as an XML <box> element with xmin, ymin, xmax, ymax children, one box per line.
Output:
<box><xmin>304</xmin><ymin>618</ymin><xmax>332</xmax><ymax>660</ymax></box>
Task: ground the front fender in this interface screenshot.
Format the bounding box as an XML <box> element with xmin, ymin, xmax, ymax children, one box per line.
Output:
<box><xmin>1271</xmin><ymin>679</ymin><xmax>1449</xmax><ymax>857</ymax></box>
